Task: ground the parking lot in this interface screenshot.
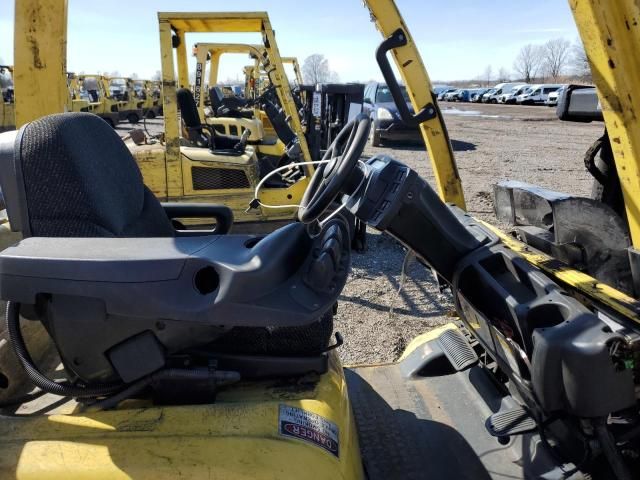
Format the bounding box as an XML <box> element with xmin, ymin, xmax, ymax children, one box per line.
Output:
<box><xmin>118</xmin><ymin>103</ymin><xmax>603</xmax><ymax>365</ymax></box>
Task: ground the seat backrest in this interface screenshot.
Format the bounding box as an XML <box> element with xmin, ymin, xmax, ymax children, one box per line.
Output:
<box><xmin>177</xmin><ymin>88</ymin><xmax>203</xmax><ymax>128</ymax></box>
<box><xmin>209</xmin><ymin>87</ymin><xmax>225</xmax><ymax>112</ymax></box>
<box><xmin>0</xmin><ymin>113</ymin><xmax>175</xmax><ymax>238</ymax></box>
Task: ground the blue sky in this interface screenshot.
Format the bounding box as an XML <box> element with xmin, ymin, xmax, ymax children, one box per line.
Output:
<box><xmin>0</xmin><ymin>1</ymin><xmax>580</xmax><ymax>82</ymax></box>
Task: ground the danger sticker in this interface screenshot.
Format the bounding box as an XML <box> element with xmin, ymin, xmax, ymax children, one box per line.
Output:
<box><xmin>278</xmin><ymin>404</ymin><xmax>340</xmax><ymax>458</ymax></box>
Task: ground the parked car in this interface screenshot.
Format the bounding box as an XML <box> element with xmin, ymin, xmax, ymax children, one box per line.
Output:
<box><xmin>499</xmin><ymin>84</ymin><xmax>531</xmax><ymax>104</ymax></box>
<box><xmin>454</xmin><ymin>89</ymin><xmax>475</xmax><ymax>102</ymax></box>
<box><xmin>470</xmin><ymin>88</ymin><xmax>489</xmax><ymax>102</ymax></box>
<box><xmin>482</xmin><ymin>83</ymin><xmax>525</xmax><ymax>103</ymax></box>
<box><xmin>363</xmin><ymin>81</ymin><xmax>421</xmax><ymax>146</ymax></box>
<box><xmin>443</xmin><ymin>89</ymin><xmax>460</xmax><ymax>102</ymax></box>
<box><xmin>433</xmin><ymin>85</ymin><xmax>455</xmax><ymax>97</ymax></box>
<box><xmin>437</xmin><ymin>88</ymin><xmax>457</xmax><ymax>101</ymax></box>
<box><xmin>545</xmin><ymin>85</ymin><xmax>567</xmax><ymax>106</ymax></box>
<box><xmin>480</xmin><ymin>88</ymin><xmax>497</xmax><ymax>103</ymax></box>
<box><xmin>517</xmin><ymin>84</ymin><xmax>563</xmax><ymax>105</ymax></box>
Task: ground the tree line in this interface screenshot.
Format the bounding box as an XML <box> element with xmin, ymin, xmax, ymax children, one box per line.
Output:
<box><xmin>479</xmin><ymin>38</ymin><xmax>590</xmax><ymax>86</ymax></box>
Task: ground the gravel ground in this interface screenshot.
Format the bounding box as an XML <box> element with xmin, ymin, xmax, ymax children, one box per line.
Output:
<box><xmin>118</xmin><ymin>104</ymin><xmax>603</xmax><ymax>365</ymax></box>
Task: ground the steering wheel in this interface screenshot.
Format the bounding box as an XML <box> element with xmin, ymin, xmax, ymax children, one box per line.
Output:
<box><xmin>298</xmin><ymin>113</ymin><xmax>370</xmax><ymax>223</ymax></box>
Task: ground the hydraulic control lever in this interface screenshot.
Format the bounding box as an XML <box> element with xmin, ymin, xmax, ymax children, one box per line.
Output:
<box><xmin>344</xmin><ymin>155</ymin><xmax>481</xmax><ymax>281</ymax></box>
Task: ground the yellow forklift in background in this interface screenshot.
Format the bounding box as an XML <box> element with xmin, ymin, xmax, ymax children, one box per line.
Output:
<box><xmin>106</xmin><ymin>76</ymin><xmax>144</xmax><ymax>124</ymax></box>
<box><xmin>192</xmin><ymin>42</ymin><xmax>290</xmax><ymax>157</ymax></box>
<box><xmin>3</xmin><ymin>0</ymin><xmax>640</xmax><ymax>479</ymax></box>
<box><xmin>66</xmin><ymin>73</ymin><xmax>102</xmax><ymax>114</ymax></box>
<box><xmin>134</xmin><ymin>79</ymin><xmax>162</xmax><ymax>118</ymax></box>
<box><xmin>0</xmin><ymin>66</ymin><xmax>15</xmax><ymax>132</ymax></box>
<box><xmin>67</xmin><ymin>74</ymin><xmax>120</xmax><ymax>127</ymax></box>
<box><xmin>123</xmin><ymin>12</ymin><xmax>318</xmax><ymax>230</ymax></box>
<box><xmin>282</xmin><ymin>56</ymin><xmax>304</xmax><ymax>87</ymax></box>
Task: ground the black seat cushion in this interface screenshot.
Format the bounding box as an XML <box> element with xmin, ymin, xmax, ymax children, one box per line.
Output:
<box><xmin>19</xmin><ymin>113</ymin><xmax>174</xmax><ymax>237</ymax></box>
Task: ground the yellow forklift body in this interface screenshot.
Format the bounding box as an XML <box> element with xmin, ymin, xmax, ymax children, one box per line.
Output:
<box><xmin>570</xmin><ymin>0</ymin><xmax>640</xmax><ymax>249</ymax></box>
<box><xmin>126</xmin><ymin>141</ymin><xmax>307</xmax><ymax>224</ymax></box>
<box><xmin>13</xmin><ymin>0</ymin><xmax>68</xmax><ymax>128</ymax></box>
<box><xmin>0</xmin><ymin>352</ymin><xmax>364</xmax><ymax>480</ymax></box>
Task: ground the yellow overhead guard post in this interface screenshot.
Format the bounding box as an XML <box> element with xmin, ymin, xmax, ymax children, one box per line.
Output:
<box><xmin>363</xmin><ymin>0</ymin><xmax>466</xmax><ymax>209</ymax></box>
<box><xmin>570</xmin><ymin>0</ymin><xmax>640</xmax><ymax>249</ymax></box>
<box><xmin>14</xmin><ymin>0</ymin><xmax>68</xmax><ymax>127</ymax></box>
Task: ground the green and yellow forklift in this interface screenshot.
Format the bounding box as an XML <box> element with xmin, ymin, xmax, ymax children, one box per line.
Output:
<box><xmin>2</xmin><ymin>0</ymin><xmax>640</xmax><ymax>478</ymax></box>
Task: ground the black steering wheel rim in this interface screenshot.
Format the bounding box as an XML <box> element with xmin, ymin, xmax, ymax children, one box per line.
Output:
<box><xmin>298</xmin><ymin>113</ymin><xmax>370</xmax><ymax>223</ymax></box>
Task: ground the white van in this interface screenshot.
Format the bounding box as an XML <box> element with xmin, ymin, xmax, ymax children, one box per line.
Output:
<box><xmin>516</xmin><ymin>84</ymin><xmax>563</xmax><ymax>105</ymax></box>
<box><xmin>482</xmin><ymin>83</ymin><xmax>525</xmax><ymax>103</ymax></box>
<box><xmin>497</xmin><ymin>84</ymin><xmax>530</xmax><ymax>104</ymax></box>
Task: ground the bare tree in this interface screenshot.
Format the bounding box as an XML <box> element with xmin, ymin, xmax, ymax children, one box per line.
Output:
<box><xmin>130</xmin><ymin>72</ymin><xmax>139</xmax><ymax>80</ymax></box>
<box><xmin>483</xmin><ymin>65</ymin><xmax>493</xmax><ymax>87</ymax></box>
<box><xmin>151</xmin><ymin>70</ymin><xmax>162</xmax><ymax>81</ymax></box>
<box><xmin>513</xmin><ymin>44</ymin><xmax>544</xmax><ymax>83</ymax></box>
<box><xmin>498</xmin><ymin>67</ymin><xmax>510</xmax><ymax>82</ymax></box>
<box><xmin>543</xmin><ymin>38</ymin><xmax>571</xmax><ymax>80</ymax></box>
<box><xmin>571</xmin><ymin>40</ymin><xmax>591</xmax><ymax>79</ymax></box>
<box><xmin>302</xmin><ymin>54</ymin><xmax>333</xmax><ymax>84</ymax></box>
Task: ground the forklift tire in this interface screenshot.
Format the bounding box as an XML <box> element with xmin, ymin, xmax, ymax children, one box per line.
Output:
<box><xmin>369</xmin><ymin>122</ymin><xmax>381</xmax><ymax>147</ymax></box>
<box><xmin>127</xmin><ymin>113</ymin><xmax>140</xmax><ymax>124</ymax></box>
<box><xmin>145</xmin><ymin>110</ymin><xmax>156</xmax><ymax>119</ymax></box>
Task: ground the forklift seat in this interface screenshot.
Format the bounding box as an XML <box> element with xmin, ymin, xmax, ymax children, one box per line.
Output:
<box><xmin>209</xmin><ymin>87</ymin><xmax>252</xmax><ymax>119</ymax></box>
<box><xmin>176</xmin><ymin>88</ymin><xmax>247</xmax><ymax>154</ymax></box>
<box><xmin>2</xmin><ymin>113</ymin><xmax>178</xmax><ymax>237</ymax></box>
<box><xmin>0</xmin><ymin>113</ymin><xmax>233</xmax><ymax>237</ymax></box>
<box><xmin>0</xmin><ymin>112</ymin><xmax>334</xmax><ymax>358</ymax></box>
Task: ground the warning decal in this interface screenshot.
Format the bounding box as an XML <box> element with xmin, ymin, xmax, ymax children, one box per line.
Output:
<box><xmin>278</xmin><ymin>404</ymin><xmax>340</xmax><ymax>458</ymax></box>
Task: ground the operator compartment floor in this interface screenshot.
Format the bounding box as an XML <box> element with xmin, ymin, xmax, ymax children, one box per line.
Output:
<box><xmin>344</xmin><ymin>363</ymin><xmax>530</xmax><ymax>480</ymax></box>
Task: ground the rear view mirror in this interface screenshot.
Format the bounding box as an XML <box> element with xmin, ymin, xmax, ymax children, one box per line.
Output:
<box><xmin>557</xmin><ymin>85</ymin><xmax>603</xmax><ymax>123</ymax></box>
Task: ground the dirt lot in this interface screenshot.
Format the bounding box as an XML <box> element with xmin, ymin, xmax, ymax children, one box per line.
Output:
<box><xmin>117</xmin><ymin>104</ymin><xmax>603</xmax><ymax>365</ymax></box>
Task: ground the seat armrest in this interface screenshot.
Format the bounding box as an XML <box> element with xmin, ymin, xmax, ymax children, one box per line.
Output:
<box><xmin>161</xmin><ymin>203</ymin><xmax>233</xmax><ymax>235</ymax></box>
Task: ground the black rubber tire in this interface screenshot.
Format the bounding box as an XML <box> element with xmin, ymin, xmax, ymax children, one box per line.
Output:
<box><xmin>127</xmin><ymin>113</ymin><xmax>140</xmax><ymax>124</ymax></box>
<box><xmin>145</xmin><ymin>110</ymin><xmax>156</xmax><ymax>119</ymax></box>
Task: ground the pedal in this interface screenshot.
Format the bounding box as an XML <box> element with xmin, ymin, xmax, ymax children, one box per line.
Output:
<box><xmin>436</xmin><ymin>328</ymin><xmax>478</xmax><ymax>371</ymax></box>
<box><xmin>486</xmin><ymin>401</ymin><xmax>537</xmax><ymax>437</ymax></box>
